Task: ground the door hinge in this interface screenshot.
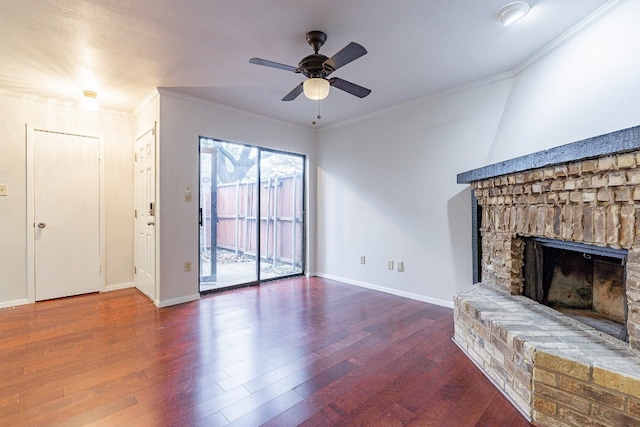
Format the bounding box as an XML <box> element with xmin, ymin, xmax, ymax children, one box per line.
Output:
<box><xmin>134</xmin><ymin>153</ymin><xmax>138</xmax><ymax>161</ymax></box>
<box><xmin>134</xmin><ymin>266</ymin><xmax>137</xmax><ymax>274</ymax></box>
<box><xmin>134</xmin><ymin>209</ymin><xmax>137</xmax><ymax>219</ymax></box>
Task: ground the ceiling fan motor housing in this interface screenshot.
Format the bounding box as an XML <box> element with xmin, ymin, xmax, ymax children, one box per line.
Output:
<box><xmin>298</xmin><ymin>54</ymin><xmax>330</xmax><ymax>78</ymax></box>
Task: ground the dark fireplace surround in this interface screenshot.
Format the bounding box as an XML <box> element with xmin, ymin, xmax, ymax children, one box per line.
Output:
<box><xmin>455</xmin><ymin>125</ymin><xmax>640</xmax><ymax>426</ymax></box>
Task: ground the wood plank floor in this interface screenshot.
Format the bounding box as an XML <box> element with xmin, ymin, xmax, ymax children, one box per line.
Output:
<box><xmin>0</xmin><ymin>277</ymin><xmax>532</xmax><ymax>426</ymax></box>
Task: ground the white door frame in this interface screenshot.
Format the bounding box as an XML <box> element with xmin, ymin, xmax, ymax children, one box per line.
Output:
<box><xmin>26</xmin><ymin>125</ymin><xmax>106</xmax><ymax>303</ymax></box>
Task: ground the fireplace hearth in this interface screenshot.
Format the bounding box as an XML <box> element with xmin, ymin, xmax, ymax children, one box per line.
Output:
<box><xmin>455</xmin><ymin>125</ymin><xmax>640</xmax><ymax>426</ymax></box>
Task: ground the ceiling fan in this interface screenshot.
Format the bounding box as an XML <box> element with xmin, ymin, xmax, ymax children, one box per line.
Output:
<box><xmin>250</xmin><ymin>31</ymin><xmax>371</xmax><ymax>101</ymax></box>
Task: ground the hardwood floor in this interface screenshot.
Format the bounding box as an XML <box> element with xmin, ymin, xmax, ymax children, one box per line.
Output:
<box><xmin>0</xmin><ymin>277</ymin><xmax>532</xmax><ymax>426</ymax></box>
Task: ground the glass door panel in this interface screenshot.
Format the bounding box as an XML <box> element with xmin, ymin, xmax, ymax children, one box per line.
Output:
<box><xmin>200</xmin><ymin>139</ymin><xmax>258</xmax><ymax>291</ymax></box>
<box><xmin>259</xmin><ymin>150</ymin><xmax>304</xmax><ymax>280</ymax></box>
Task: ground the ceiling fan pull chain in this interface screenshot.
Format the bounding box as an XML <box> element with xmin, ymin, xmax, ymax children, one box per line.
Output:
<box><xmin>312</xmin><ymin>100</ymin><xmax>322</xmax><ymax>126</ymax></box>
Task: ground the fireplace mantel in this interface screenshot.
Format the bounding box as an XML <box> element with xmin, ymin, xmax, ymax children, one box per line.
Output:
<box><xmin>457</xmin><ymin>125</ymin><xmax>640</xmax><ymax>184</ymax></box>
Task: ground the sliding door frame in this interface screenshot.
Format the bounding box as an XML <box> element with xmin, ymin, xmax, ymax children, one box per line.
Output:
<box><xmin>199</xmin><ymin>137</ymin><xmax>305</xmax><ymax>294</ymax></box>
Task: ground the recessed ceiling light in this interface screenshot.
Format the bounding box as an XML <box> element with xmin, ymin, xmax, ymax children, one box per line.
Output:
<box><xmin>494</xmin><ymin>2</ymin><xmax>530</xmax><ymax>26</ymax></box>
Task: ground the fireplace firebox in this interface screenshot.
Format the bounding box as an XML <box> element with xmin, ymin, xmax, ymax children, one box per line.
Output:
<box><xmin>522</xmin><ymin>237</ymin><xmax>628</xmax><ymax>340</ymax></box>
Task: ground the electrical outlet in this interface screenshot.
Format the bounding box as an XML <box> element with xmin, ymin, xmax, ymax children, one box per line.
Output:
<box><xmin>388</xmin><ymin>260</ymin><xmax>394</xmax><ymax>270</ymax></box>
<box><xmin>360</xmin><ymin>256</ymin><xmax>366</xmax><ymax>264</ymax></box>
<box><xmin>397</xmin><ymin>261</ymin><xmax>404</xmax><ymax>272</ymax></box>
<box><xmin>184</xmin><ymin>261</ymin><xmax>191</xmax><ymax>272</ymax></box>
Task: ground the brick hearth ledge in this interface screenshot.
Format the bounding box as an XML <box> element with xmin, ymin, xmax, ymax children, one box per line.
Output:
<box><xmin>454</xmin><ymin>284</ymin><xmax>640</xmax><ymax>425</ymax></box>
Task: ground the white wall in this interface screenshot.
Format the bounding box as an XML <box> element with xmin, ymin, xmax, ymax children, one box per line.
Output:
<box><xmin>488</xmin><ymin>0</ymin><xmax>640</xmax><ymax>164</ymax></box>
<box><xmin>315</xmin><ymin>0</ymin><xmax>640</xmax><ymax>307</ymax></box>
<box><xmin>155</xmin><ymin>90</ymin><xmax>315</xmax><ymax>306</ymax></box>
<box><xmin>316</xmin><ymin>79</ymin><xmax>513</xmax><ymax>306</ymax></box>
<box><xmin>0</xmin><ymin>91</ymin><xmax>134</xmax><ymax>307</ymax></box>
<box><xmin>135</xmin><ymin>90</ymin><xmax>159</xmax><ymax>139</ymax></box>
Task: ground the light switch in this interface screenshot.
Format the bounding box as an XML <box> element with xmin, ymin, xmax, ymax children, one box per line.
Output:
<box><xmin>0</xmin><ymin>184</ymin><xmax>7</xmax><ymax>196</ymax></box>
<box><xmin>184</xmin><ymin>183</ymin><xmax>192</xmax><ymax>202</ymax></box>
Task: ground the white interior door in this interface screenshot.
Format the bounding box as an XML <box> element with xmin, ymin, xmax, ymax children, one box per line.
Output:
<box><xmin>134</xmin><ymin>128</ymin><xmax>156</xmax><ymax>300</ymax></box>
<box><xmin>33</xmin><ymin>130</ymin><xmax>100</xmax><ymax>301</ymax></box>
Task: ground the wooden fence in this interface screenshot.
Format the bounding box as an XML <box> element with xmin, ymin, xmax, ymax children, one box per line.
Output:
<box><xmin>202</xmin><ymin>173</ymin><xmax>303</xmax><ymax>267</ymax></box>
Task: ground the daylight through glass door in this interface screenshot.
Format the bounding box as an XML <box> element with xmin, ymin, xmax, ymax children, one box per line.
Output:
<box><xmin>199</xmin><ymin>138</ymin><xmax>304</xmax><ymax>292</ymax></box>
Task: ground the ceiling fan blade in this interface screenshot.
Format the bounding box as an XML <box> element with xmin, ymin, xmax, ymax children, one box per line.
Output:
<box><xmin>249</xmin><ymin>58</ymin><xmax>298</xmax><ymax>73</ymax></box>
<box><xmin>329</xmin><ymin>78</ymin><xmax>371</xmax><ymax>98</ymax></box>
<box><xmin>282</xmin><ymin>82</ymin><xmax>304</xmax><ymax>101</ymax></box>
<box><xmin>323</xmin><ymin>42</ymin><xmax>367</xmax><ymax>73</ymax></box>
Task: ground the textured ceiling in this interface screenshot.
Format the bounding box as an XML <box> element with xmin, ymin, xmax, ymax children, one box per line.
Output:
<box><xmin>0</xmin><ymin>0</ymin><xmax>618</xmax><ymax>128</ymax></box>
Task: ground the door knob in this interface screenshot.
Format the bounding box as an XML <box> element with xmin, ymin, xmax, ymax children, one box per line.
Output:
<box><xmin>37</xmin><ymin>222</ymin><xmax>46</xmax><ymax>229</ymax></box>
<box><xmin>147</xmin><ymin>221</ymin><xmax>154</xmax><ymax>226</ymax></box>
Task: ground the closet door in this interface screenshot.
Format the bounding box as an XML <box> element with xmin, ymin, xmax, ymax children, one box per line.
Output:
<box><xmin>33</xmin><ymin>130</ymin><xmax>100</xmax><ymax>301</ymax></box>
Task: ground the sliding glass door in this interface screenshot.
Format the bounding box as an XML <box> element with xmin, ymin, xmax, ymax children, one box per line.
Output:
<box><xmin>199</xmin><ymin>138</ymin><xmax>304</xmax><ymax>292</ymax></box>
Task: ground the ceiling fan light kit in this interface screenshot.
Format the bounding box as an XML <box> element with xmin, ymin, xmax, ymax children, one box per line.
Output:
<box><xmin>303</xmin><ymin>78</ymin><xmax>330</xmax><ymax>100</ymax></box>
<box><xmin>495</xmin><ymin>2</ymin><xmax>530</xmax><ymax>26</ymax></box>
<box><xmin>249</xmin><ymin>31</ymin><xmax>371</xmax><ymax>102</ymax></box>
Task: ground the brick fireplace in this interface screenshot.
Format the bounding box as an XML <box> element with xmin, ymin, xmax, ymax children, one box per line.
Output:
<box><xmin>455</xmin><ymin>126</ymin><xmax>640</xmax><ymax>426</ymax></box>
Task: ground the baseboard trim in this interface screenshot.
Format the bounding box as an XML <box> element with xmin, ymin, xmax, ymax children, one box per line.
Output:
<box><xmin>315</xmin><ymin>273</ymin><xmax>454</xmax><ymax>309</ymax></box>
<box><xmin>0</xmin><ymin>299</ymin><xmax>30</xmax><ymax>309</ymax></box>
<box><xmin>104</xmin><ymin>282</ymin><xmax>134</xmax><ymax>292</ymax></box>
<box><xmin>156</xmin><ymin>293</ymin><xmax>200</xmax><ymax>308</ymax></box>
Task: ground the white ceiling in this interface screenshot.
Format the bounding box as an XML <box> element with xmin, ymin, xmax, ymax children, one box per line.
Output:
<box><xmin>0</xmin><ymin>0</ymin><xmax>615</xmax><ymax>128</ymax></box>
